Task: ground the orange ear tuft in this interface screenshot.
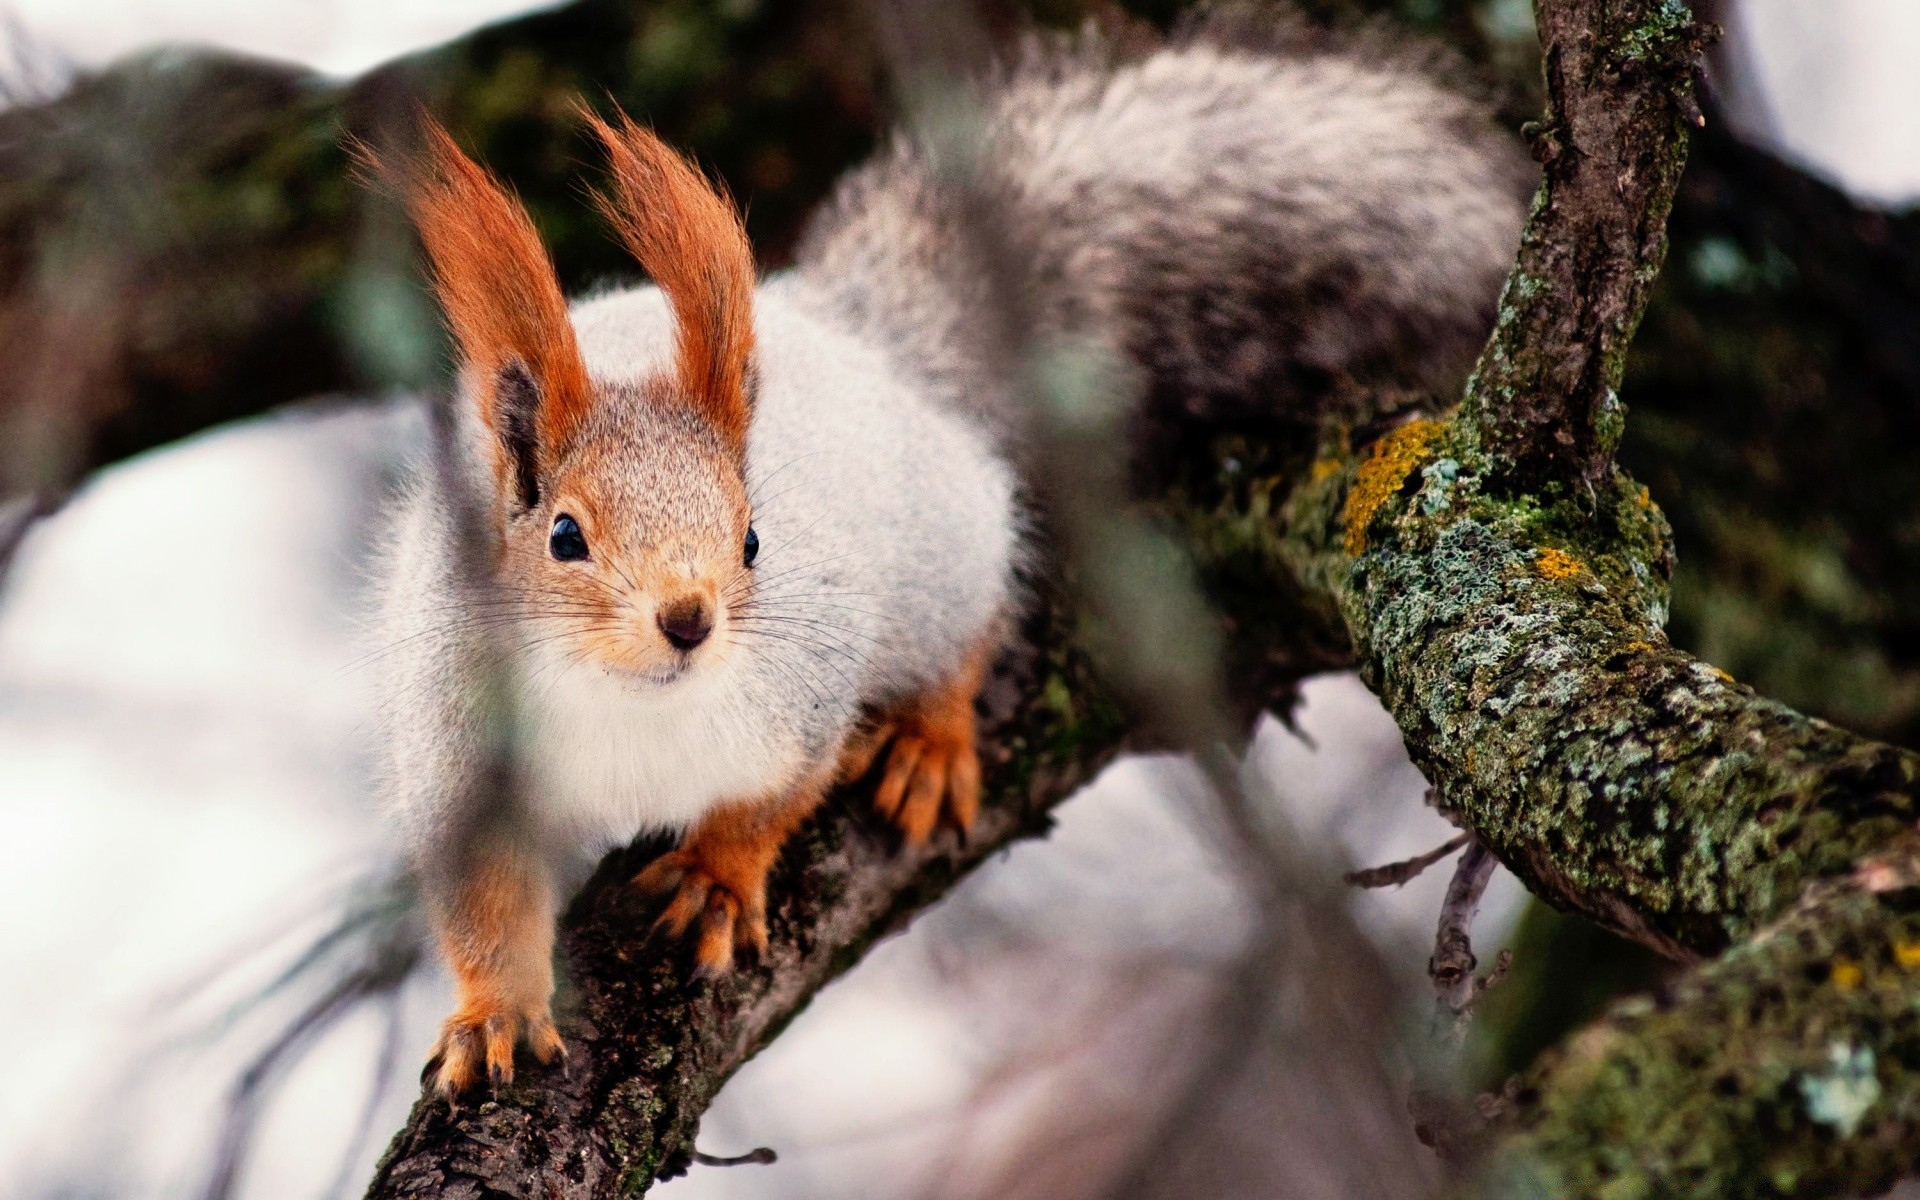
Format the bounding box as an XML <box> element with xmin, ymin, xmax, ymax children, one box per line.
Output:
<box><xmin>583</xmin><ymin>107</ymin><xmax>756</xmax><ymax>452</ymax></box>
<box><xmin>358</xmin><ymin>117</ymin><xmax>592</xmax><ymax>507</ymax></box>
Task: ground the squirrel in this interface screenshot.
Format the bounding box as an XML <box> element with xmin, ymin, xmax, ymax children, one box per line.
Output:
<box><xmin>367</xmin><ymin>10</ymin><xmax>1528</xmax><ymax>1097</ymax></box>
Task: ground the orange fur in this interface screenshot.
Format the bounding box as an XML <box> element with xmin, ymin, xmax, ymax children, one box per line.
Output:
<box><xmin>361</xmin><ymin>117</ymin><xmax>593</xmax><ymax>492</ymax></box>
<box><xmin>583</xmin><ymin>107</ymin><xmax>756</xmax><ymax>452</ymax></box>
<box><xmin>427</xmin><ymin>838</ymin><xmax>565</xmax><ymax>1097</ymax></box>
<box><xmin>840</xmin><ymin>639</ymin><xmax>992</xmax><ymax>845</ymax></box>
<box><xmin>632</xmin><ymin>771</ymin><xmax>832</xmax><ymax>975</ymax></box>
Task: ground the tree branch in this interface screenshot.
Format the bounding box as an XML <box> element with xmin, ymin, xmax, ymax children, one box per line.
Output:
<box><xmin>1430</xmin><ymin>840</ymin><xmax>1503</xmax><ymax>1032</ymax></box>
<box><xmin>1459</xmin><ymin>0</ymin><xmax>1707</xmax><ymax>493</ymax></box>
<box><xmin>1491</xmin><ymin>848</ymin><xmax>1920</xmax><ymax>1196</ymax></box>
<box><xmin>1236</xmin><ymin>0</ymin><xmax>1920</xmax><ymax>1191</ymax></box>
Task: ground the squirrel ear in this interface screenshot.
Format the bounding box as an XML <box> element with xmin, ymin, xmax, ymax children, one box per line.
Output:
<box><xmin>584</xmin><ymin>106</ymin><xmax>755</xmax><ymax>454</ymax></box>
<box><xmin>356</xmin><ymin>116</ymin><xmax>592</xmax><ymax>510</ymax></box>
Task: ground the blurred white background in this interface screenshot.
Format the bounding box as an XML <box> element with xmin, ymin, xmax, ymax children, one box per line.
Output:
<box><xmin>3</xmin><ymin>0</ymin><xmax>551</xmax><ymax>76</ymax></box>
<box><xmin>1</xmin><ymin>2</ymin><xmax>1915</xmax><ymax>1198</ymax></box>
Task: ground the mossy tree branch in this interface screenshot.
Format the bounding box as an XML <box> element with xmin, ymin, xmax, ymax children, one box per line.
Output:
<box><xmin>1203</xmin><ymin>0</ymin><xmax>1920</xmax><ymax>1191</ymax></box>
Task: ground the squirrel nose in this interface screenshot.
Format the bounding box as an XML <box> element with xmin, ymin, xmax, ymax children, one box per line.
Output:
<box><xmin>657</xmin><ymin>596</ymin><xmax>713</xmax><ymax>651</ymax></box>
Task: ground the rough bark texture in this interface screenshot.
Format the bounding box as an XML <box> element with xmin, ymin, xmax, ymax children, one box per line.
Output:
<box><xmin>1493</xmin><ymin>849</ymin><xmax>1920</xmax><ymax>1198</ymax></box>
<box><xmin>1278</xmin><ymin>419</ymin><xmax>1920</xmax><ymax>960</ymax></box>
<box><xmin>1459</xmin><ymin>0</ymin><xmax>1704</xmax><ymax>494</ymax></box>
<box><xmin>1151</xmin><ymin>399</ymin><xmax>1920</xmax><ymax>1199</ymax></box>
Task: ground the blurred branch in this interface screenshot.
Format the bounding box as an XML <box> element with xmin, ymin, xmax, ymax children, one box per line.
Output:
<box><xmin>0</xmin><ymin>0</ymin><xmax>894</xmax><ymax>567</ymax></box>
<box><xmin>868</xmin><ymin>5</ymin><xmax>1427</xmax><ymax>1195</ymax></box>
<box><xmin>197</xmin><ymin>876</ymin><xmax>422</xmax><ymax>1200</ymax></box>
<box><xmin>0</xmin><ymin>491</ymin><xmax>53</xmax><ymax>577</ymax></box>
<box><xmin>368</xmin><ymin>3</ymin><xmax>1423</xmax><ymax>1193</ymax></box>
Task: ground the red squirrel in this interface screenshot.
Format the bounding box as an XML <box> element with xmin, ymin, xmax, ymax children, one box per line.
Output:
<box><xmin>369</xmin><ymin>12</ymin><xmax>1526</xmax><ymax>1097</ymax></box>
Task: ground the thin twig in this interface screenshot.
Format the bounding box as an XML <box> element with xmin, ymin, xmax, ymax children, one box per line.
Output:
<box><xmin>1409</xmin><ymin>839</ymin><xmax>1510</xmax><ymax>1164</ymax></box>
<box><xmin>1345</xmin><ymin>833</ymin><xmax>1470</xmax><ymax>889</ymax></box>
<box><xmin>691</xmin><ymin>1148</ymin><xmax>778</xmax><ymax>1167</ymax></box>
<box><xmin>1430</xmin><ymin>839</ymin><xmax>1499</xmax><ymax>1027</ymax></box>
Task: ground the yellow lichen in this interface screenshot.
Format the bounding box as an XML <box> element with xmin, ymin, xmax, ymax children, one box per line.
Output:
<box><xmin>1831</xmin><ymin>958</ymin><xmax>1864</xmax><ymax>991</ymax></box>
<box><xmin>1341</xmin><ymin>419</ymin><xmax>1442</xmax><ymax>554</ymax></box>
<box><xmin>1535</xmin><ymin>547</ymin><xmax>1585</xmax><ymax>581</ymax></box>
<box><xmin>1893</xmin><ymin>941</ymin><xmax>1920</xmax><ymax>970</ymax></box>
<box><xmin>1309</xmin><ymin>457</ymin><xmax>1343</xmax><ymax>483</ymax></box>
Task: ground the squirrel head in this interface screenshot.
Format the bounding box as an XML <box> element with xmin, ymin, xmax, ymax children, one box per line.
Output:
<box><xmin>368</xmin><ymin>109</ymin><xmax>759</xmax><ymax>685</ymax></box>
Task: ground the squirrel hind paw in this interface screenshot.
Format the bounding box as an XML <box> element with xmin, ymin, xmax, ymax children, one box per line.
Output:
<box><xmin>872</xmin><ymin>729</ymin><xmax>981</xmax><ymax>847</ymax></box>
<box><xmin>633</xmin><ymin>850</ymin><xmax>769</xmax><ymax>977</ymax></box>
<box><xmin>428</xmin><ymin>1006</ymin><xmax>565</xmax><ymax>1099</ymax></box>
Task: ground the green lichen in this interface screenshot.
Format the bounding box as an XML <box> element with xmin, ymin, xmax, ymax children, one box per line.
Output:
<box><xmin>1276</xmin><ymin>411</ymin><xmax>1920</xmax><ymax>957</ymax></box>
<box><xmin>1490</xmin><ymin>872</ymin><xmax>1920</xmax><ymax>1198</ymax></box>
<box><xmin>1613</xmin><ymin>0</ymin><xmax>1696</xmax><ymax>65</ymax></box>
<box><xmin>1800</xmin><ymin>1042</ymin><xmax>1880</xmax><ymax>1137</ymax></box>
<box><xmin>606</xmin><ymin>1076</ymin><xmax>672</xmax><ymax>1193</ymax></box>
<box><xmin>1420</xmin><ymin>457</ymin><xmax>1462</xmax><ymax>514</ymax></box>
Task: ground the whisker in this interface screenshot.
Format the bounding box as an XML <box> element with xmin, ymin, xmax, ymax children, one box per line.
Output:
<box><xmin>731</xmin><ymin>626</ymin><xmax>865</xmax><ymax>695</ymax></box>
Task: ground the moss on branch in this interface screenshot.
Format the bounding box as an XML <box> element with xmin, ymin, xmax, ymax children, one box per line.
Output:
<box><xmin>1492</xmin><ymin>852</ymin><xmax>1920</xmax><ymax>1198</ymax></box>
<box><xmin>1276</xmin><ymin>415</ymin><xmax>1920</xmax><ymax>961</ymax></box>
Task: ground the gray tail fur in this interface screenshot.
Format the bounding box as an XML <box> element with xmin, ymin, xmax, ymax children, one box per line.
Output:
<box><xmin>791</xmin><ymin>7</ymin><xmax>1531</xmax><ymax>444</ymax></box>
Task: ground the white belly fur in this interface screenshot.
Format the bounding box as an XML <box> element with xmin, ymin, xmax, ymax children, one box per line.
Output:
<box><xmin>511</xmin><ymin>644</ymin><xmax>806</xmax><ymax>854</ymax></box>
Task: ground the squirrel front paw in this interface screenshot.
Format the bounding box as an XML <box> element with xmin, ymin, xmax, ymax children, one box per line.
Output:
<box><xmin>428</xmin><ymin>1002</ymin><xmax>565</xmax><ymax>1099</ymax></box>
<box><xmin>870</xmin><ymin>723</ymin><xmax>981</xmax><ymax>846</ymax></box>
<box><xmin>632</xmin><ymin>848</ymin><xmax>770</xmax><ymax>977</ymax></box>
<box><xmin>840</xmin><ymin>645</ymin><xmax>988</xmax><ymax>846</ymax></box>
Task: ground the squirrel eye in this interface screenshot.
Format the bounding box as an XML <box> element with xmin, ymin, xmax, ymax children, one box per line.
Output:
<box><xmin>549</xmin><ymin>514</ymin><xmax>589</xmax><ymax>562</ymax></box>
<box><xmin>742</xmin><ymin>525</ymin><xmax>759</xmax><ymax>568</ymax></box>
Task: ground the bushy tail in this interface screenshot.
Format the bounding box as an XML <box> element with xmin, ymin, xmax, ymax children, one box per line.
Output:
<box><xmin>791</xmin><ymin>9</ymin><xmax>1530</xmax><ymax>440</ymax></box>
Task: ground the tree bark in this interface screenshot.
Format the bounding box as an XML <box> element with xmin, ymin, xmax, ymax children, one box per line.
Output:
<box><xmin>1458</xmin><ymin>0</ymin><xmax>1701</xmax><ymax>494</ymax></box>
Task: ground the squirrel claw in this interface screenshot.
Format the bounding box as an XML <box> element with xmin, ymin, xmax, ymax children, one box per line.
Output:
<box><xmin>858</xmin><ymin>648</ymin><xmax>987</xmax><ymax>847</ymax></box>
<box><xmin>632</xmin><ymin>850</ymin><xmax>767</xmax><ymax>977</ymax></box>
<box><xmin>874</xmin><ymin>729</ymin><xmax>981</xmax><ymax>847</ymax></box>
<box><xmin>429</xmin><ymin>1005</ymin><xmax>564</xmax><ymax>1100</ymax></box>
